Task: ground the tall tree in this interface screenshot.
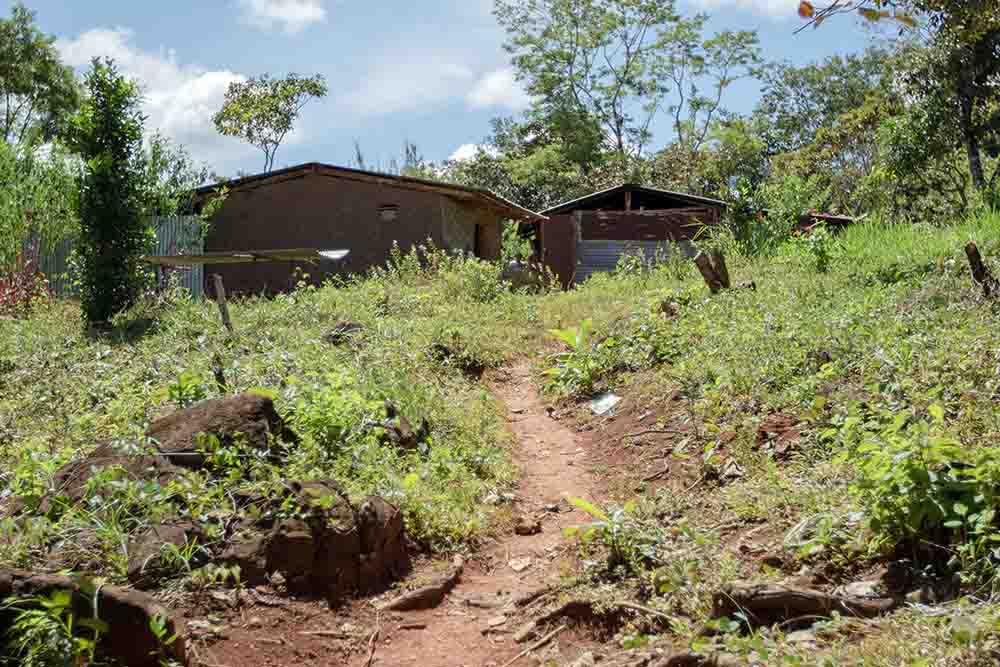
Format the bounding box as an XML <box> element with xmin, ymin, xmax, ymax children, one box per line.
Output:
<box><xmin>0</xmin><ymin>2</ymin><xmax>80</xmax><ymax>146</ymax></box>
<box><xmin>798</xmin><ymin>1</ymin><xmax>1000</xmax><ymax>196</ymax></box>
<box><xmin>68</xmin><ymin>59</ymin><xmax>150</xmax><ymax>324</ymax></box>
<box><xmin>494</xmin><ymin>0</ymin><xmax>683</xmax><ymax>163</ymax></box>
<box><xmin>213</xmin><ymin>73</ymin><xmax>327</xmax><ymax>173</ymax></box>
<box><xmin>754</xmin><ymin>47</ymin><xmax>896</xmax><ymax>156</ymax></box>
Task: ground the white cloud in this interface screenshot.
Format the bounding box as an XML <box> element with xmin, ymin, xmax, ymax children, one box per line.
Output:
<box><xmin>449</xmin><ymin>143</ymin><xmax>480</xmax><ymax>162</ymax></box>
<box><xmin>338</xmin><ymin>57</ymin><xmax>474</xmax><ymax>115</ymax></box>
<box><xmin>685</xmin><ymin>0</ymin><xmax>797</xmax><ymax>18</ymax></box>
<box><xmin>56</xmin><ymin>28</ymin><xmax>257</xmax><ymax>172</ymax></box>
<box><xmin>466</xmin><ymin>67</ymin><xmax>531</xmax><ymax>111</ymax></box>
<box><xmin>237</xmin><ymin>0</ymin><xmax>327</xmax><ymax>33</ymax></box>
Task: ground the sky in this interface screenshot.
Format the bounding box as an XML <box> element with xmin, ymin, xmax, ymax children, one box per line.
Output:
<box><xmin>14</xmin><ymin>0</ymin><xmax>883</xmax><ymax>177</ymax></box>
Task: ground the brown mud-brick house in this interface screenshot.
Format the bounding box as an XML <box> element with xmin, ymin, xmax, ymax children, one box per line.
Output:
<box><xmin>531</xmin><ymin>184</ymin><xmax>726</xmax><ymax>288</ymax></box>
<box><xmin>195</xmin><ymin>163</ymin><xmax>545</xmax><ymax>295</ymax></box>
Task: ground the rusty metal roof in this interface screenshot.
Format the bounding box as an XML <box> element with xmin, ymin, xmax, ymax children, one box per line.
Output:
<box><xmin>195</xmin><ymin>162</ymin><xmax>547</xmax><ymax>222</ymax></box>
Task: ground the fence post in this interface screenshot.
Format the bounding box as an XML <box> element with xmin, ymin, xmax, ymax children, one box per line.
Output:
<box><xmin>212</xmin><ymin>274</ymin><xmax>234</xmax><ymax>334</ymax></box>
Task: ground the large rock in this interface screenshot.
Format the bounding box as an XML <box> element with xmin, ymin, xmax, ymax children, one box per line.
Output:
<box><xmin>218</xmin><ymin>480</ymin><xmax>408</xmax><ymax>604</ymax></box>
<box><xmin>0</xmin><ymin>569</ymin><xmax>186</xmax><ymax>667</ymax></box>
<box><xmin>127</xmin><ymin>521</ymin><xmax>206</xmax><ymax>589</ymax></box>
<box><xmin>146</xmin><ymin>393</ymin><xmax>296</xmax><ymax>469</ymax></box>
<box><xmin>40</xmin><ymin>442</ymin><xmax>184</xmax><ymax>514</ymax></box>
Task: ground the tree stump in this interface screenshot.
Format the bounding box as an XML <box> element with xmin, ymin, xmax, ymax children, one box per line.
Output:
<box><xmin>695</xmin><ymin>251</ymin><xmax>732</xmax><ymax>294</ymax></box>
<box><xmin>965</xmin><ymin>242</ymin><xmax>998</xmax><ymax>298</ymax></box>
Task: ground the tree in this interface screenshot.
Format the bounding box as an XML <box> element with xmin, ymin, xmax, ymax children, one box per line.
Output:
<box><xmin>0</xmin><ymin>3</ymin><xmax>81</xmax><ymax>146</ymax></box>
<box><xmin>213</xmin><ymin>73</ymin><xmax>327</xmax><ymax>172</ymax></box>
<box><xmin>0</xmin><ymin>142</ymin><xmax>78</xmax><ymax>271</ymax></box>
<box><xmin>494</xmin><ymin>0</ymin><xmax>683</xmax><ymax>163</ymax></box>
<box><xmin>68</xmin><ymin>59</ymin><xmax>151</xmax><ymax>324</ymax></box>
<box><xmin>753</xmin><ymin>47</ymin><xmax>896</xmax><ymax>156</ymax></box>
<box><xmin>798</xmin><ymin>1</ymin><xmax>1000</xmax><ymax>197</ymax></box>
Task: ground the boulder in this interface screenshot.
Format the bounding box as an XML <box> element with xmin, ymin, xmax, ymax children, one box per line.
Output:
<box><xmin>217</xmin><ymin>480</ymin><xmax>408</xmax><ymax>604</ymax></box>
<box><xmin>40</xmin><ymin>442</ymin><xmax>184</xmax><ymax>514</ymax></box>
<box><xmin>381</xmin><ymin>401</ymin><xmax>430</xmax><ymax>452</ymax></box>
<box><xmin>146</xmin><ymin>393</ymin><xmax>296</xmax><ymax>469</ymax></box>
<box><xmin>0</xmin><ymin>569</ymin><xmax>186</xmax><ymax>667</ymax></box>
<box><xmin>127</xmin><ymin>521</ymin><xmax>206</xmax><ymax>589</ymax></box>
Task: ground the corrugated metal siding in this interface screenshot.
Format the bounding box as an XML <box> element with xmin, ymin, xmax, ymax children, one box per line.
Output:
<box><xmin>37</xmin><ymin>215</ymin><xmax>204</xmax><ymax>299</ymax></box>
<box><xmin>153</xmin><ymin>215</ymin><xmax>204</xmax><ymax>298</ymax></box>
<box><xmin>576</xmin><ymin>239</ymin><xmax>694</xmax><ymax>283</ymax></box>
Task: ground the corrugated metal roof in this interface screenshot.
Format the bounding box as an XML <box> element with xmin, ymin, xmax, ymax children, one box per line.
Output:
<box><xmin>542</xmin><ymin>183</ymin><xmax>728</xmax><ymax>215</ymax></box>
<box><xmin>195</xmin><ymin>162</ymin><xmax>547</xmax><ymax>222</ymax></box>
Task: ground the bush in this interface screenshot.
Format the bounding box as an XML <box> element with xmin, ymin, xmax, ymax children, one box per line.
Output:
<box><xmin>69</xmin><ymin>59</ymin><xmax>154</xmax><ymax>324</ymax></box>
<box><xmin>835</xmin><ymin>407</ymin><xmax>1000</xmax><ymax>585</ymax></box>
<box><xmin>0</xmin><ymin>243</ymin><xmax>49</xmax><ymax>318</ymax></box>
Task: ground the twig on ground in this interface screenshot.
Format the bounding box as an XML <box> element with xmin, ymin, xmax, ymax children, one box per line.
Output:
<box><xmin>365</xmin><ymin>612</ymin><xmax>381</xmax><ymax>667</ymax></box>
<box><xmin>626</xmin><ymin>428</ymin><xmax>681</xmax><ymax>438</ymax></box>
<box><xmin>642</xmin><ymin>464</ymin><xmax>670</xmax><ymax>482</ymax></box>
<box><xmin>500</xmin><ymin>624</ymin><xmax>567</xmax><ymax>667</ymax></box>
<box><xmin>614</xmin><ymin>601</ymin><xmax>674</xmax><ymax>622</ymax></box>
<box><xmin>299</xmin><ymin>630</ymin><xmax>351</xmax><ymax>639</ymax></box>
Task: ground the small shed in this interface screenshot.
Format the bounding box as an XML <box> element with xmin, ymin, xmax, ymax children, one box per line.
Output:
<box><xmin>195</xmin><ymin>163</ymin><xmax>545</xmax><ymax>295</ymax></box>
<box><xmin>533</xmin><ymin>184</ymin><xmax>726</xmax><ymax>287</ymax></box>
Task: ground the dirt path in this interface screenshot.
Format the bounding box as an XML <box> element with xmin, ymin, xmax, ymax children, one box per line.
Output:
<box><xmin>350</xmin><ymin>362</ymin><xmax>597</xmax><ymax>667</ymax></box>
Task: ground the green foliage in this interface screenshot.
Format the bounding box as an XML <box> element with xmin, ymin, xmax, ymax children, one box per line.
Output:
<box><xmin>166</xmin><ymin>370</ymin><xmax>209</xmax><ymax>409</ymax></box>
<box><xmin>795</xmin><ymin>222</ymin><xmax>839</xmax><ymax>273</ymax></box>
<box><xmin>213</xmin><ymin>73</ymin><xmax>328</xmax><ymax>172</ymax></box>
<box><xmin>0</xmin><ymin>141</ymin><xmax>79</xmax><ymax>272</ymax></box>
<box><xmin>564</xmin><ymin>496</ymin><xmax>665</xmax><ymax>576</ymax></box>
<box><xmin>0</xmin><ymin>3</ymin><xmax>81</xmax><ymax>146</ymax></box>
<box><xmin>835</xmin><ymin>408</ymin><xmax>1000</xmax><ymax>584</ymax></box>
<box><xmin>501</xmin><ymin>223</ymin><xmax>535</xmax><ymax>265</ymax></box>
<box><xmin>2</xmin><ymin>584</ymin><xmax>106</xmax><ymax>667</ymax></box>
<box><xmin>544</xmin><ymin>318</ymin><xmax>613</xmax><ymax>395</ymax></box>
<box><xmin>68</xmin><ymin>58</ymin><xmax>153</xmax><ymax>325</ymax></box>
<box><xmin>495</xmin><ymin>0</ymin><xmax>760</xmax><ymax>164</ymax></box>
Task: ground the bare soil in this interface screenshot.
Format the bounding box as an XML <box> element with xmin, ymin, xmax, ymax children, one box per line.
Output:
<box><xmin>191</xmin><ymin>362</ymin><xmax>602</xmax><ymax>667</ymax></box>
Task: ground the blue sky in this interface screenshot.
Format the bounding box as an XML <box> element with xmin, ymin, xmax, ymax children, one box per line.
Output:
<box><xmin>15</xmin><ymin>0</ymin><xmax>882</xmax><ymax>176</ymax></box>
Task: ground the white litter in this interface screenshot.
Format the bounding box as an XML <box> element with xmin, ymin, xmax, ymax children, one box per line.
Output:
<box><xmin>589</xmin><ymin>392</ymin><xmax>622</xmax><ymax>415</ymax></box>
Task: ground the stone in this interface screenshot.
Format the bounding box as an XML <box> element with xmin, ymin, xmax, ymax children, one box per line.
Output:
<box><xmin>515</xmin><ymin>515</ymin><xmax>542</xmax><ymax>536</ymax></box>
<box><xmin>323</xmin><ymin>321</ymin><xmax>363</xmax><ymax>346</ymax></box>
<box><xmin>381</xmin><ymin>401</ymin><xmax>430</xmax><ymax>452</ymax></box>
<box><xmin>40</xmin><ymin>442</ymin><xmax>184</xmax><ymax>514</ymax></box>
<box><xmin>147</xmin><ymin>393</ymin><xmax>296</xmax><ymax>469</ymax></box>
<box><xmin>217</xmin><ymin>480</ymin><xmax>407</xmax><ymax>605</ymax></box>
<box><xmin>0</xmin><ymin>569</ymin><xmax>185</xmax><ymax>667</ymax></box>
<box><xmin>509</xmin><ymin>557</ymin><xmax>533</xmax><ymax>573</ymax></box>
<box><xmin>570</xmin><ymin>651</ymin><xmax>597</xmax><ymax>667</ymax></box>
<box><xmin>127</xmin><ymin>520</ymin><xmax>205</xmax><ymax>589</ymax></box>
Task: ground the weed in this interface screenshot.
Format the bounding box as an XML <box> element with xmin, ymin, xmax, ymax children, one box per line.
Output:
<box><xmin>564</xmin><ymin>497</ymin><xmax>666</xmax><ymax>577</ymax></box>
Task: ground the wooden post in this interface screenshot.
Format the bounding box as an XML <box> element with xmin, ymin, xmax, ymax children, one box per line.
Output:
<box><xmin>694</xmin><ymin>252</ymin><xmax>723</xmax><ymax>293</ymax></box>
<box><xmin>212</xmin><ymin>274</ymin><xmax>234</xmax><ymax>333</ymax></box>
<box><xmin>211</xmin><ymin>352</ymin><xmax>228</xmax><ymax>394</ymax></box>
<box><xmin>624</xmin><ymin>189</ymin><xmax>632</xmax><ymax>211</ymax></box>
<box><xmin>710</xmin><ymin>249</ymin><xmax>731</xmax><ymax>289</ymax></box>
<box><xmin>965</xmin><ymin>242</ymin><xmax>997</xmax><ymax>298</ymax></box>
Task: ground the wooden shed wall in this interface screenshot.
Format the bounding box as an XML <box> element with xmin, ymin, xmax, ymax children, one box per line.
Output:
<box><xmin>203</xmin><ymin>172</ymin><xmax>499</xmax><ymax>295</ymax></box>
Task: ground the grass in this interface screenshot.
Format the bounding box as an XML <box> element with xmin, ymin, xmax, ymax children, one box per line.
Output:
<box><xmin>4</xmin><ymin>215</ymin><xmax>1000</xmax><ymax>664</ymax></box>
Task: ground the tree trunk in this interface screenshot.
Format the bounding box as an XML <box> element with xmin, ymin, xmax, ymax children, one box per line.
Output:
<box><xmin>959</xmin><ymin>87</ymin><xmax>987</xmax><ymax>192</ymax></box>
<box><xmin>965</xmin><ymin>242</ymin><xmax>998</xmax><ymax>298</ymax></box>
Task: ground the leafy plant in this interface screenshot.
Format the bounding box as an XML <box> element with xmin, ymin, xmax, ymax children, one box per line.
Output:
<box><xmin>2</xmin><ymin>583</ymin><xmax>107</xmax><ymax>667</ymax></box>
<box><xmin>166</xmin><ymin>370</ymin><xmax>208</xmax><ymax>408</ymax></box>
<box><xmin>0</xmin><ymin>241</ymin><xmax>49</xmax><ymax>318</ymax></box>
<box><xmin>837</xmin><ymin>407</ymin><xmax>1000</xmax><ymax>584</ymax></box>
<box><xmin>563</xmin><ymin>496</ymin><xmax>664</xmax><ymax>576</ymax></box>
<box><xmin>544</xmin><ymin>318</ymin><xmax>608</xmax><ymax>395</ymax></box>
<box><xmin>795</xmin><ymin>221</ymin><xmax>839</xmax><ymax>273</ymax></box>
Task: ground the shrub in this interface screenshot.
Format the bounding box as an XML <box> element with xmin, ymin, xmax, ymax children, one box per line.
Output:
<box><xmin>836</xmin><ymin>407</ymin><xmax>1000</xmax><ymax>585</ymax></box>
<box><xmin>0</xmin><ymin>243</ymin><xmax>49</xmax><ymax>318</ymax></box>
<box><xmin>68</xmin><ymin>59</ymin><xmax>154</xmax><ymax>324</ymax></box>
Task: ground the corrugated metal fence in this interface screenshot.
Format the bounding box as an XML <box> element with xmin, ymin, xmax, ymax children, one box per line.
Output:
<box><xmin>38</xmin><ymin>215</ymin><xmax>204</xmax><ymax>299</ymax></box>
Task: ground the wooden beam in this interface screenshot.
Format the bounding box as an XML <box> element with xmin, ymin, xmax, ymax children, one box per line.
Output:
<box><xmin>624</xmin><ymin>190</ymin><xmax>632</xmax><ymax>211</ymax></box>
